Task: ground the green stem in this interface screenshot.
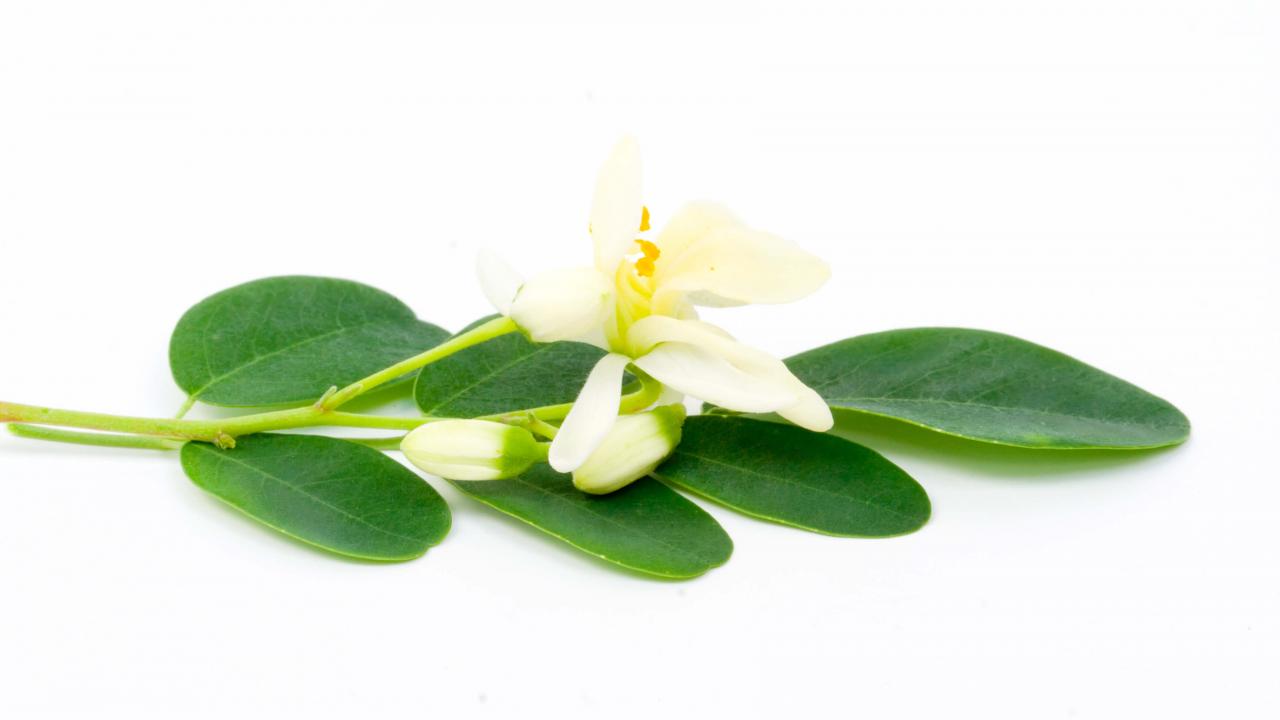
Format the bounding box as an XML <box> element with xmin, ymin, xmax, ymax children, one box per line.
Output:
<box><xmin>492</xmin><ymin>411</ymin><xmax>562</xmax><ymax>439</ymax></box>
<box><xmin>174</xmin><ymin>395</ymin><xmax>197</xmax><ymax>419</ymax></box>
<box><xmin>325</xmin><ymin>412</ymin><xmax>435</xmax><ymax>431</ymax></box>
<box><xmin>524</xmin><ymin>416</ymin><xmax>561</xmax><ymax>440</ymax></box>
<box><xmin>7</xmin><ymin>424</ymin><xmax>183</xmax><ymax>451</ymax></box>
<box><xmin>481</xmin><ymin>370</ymin><xmax>663</xmax><ymax>424</ymax></box>
<box><xmin>321</xmin><ymin>316</ymin><xmax>519</xmax><ymax>410</ymax></box>
<box><xmin>0</xmin><ymin>401</ymin><xmax>438</xmax><ymax>446</ymax></box>
<box><xmin>0</xmin><ymin>319</ymin><xmax>670</xmax><ymax>453</ymax></box>
<box><xmin>7</xmin><ymin>422</ymin><xmax>409</xmax><ymax>453</ymax></box>
<box><xmin>342</xmin><ymin>435</ymin><xmax>407</xmax><ymax>451</ymax></box>
<box><xmin>619</xmin><ymin>371</ymin><xmax>664</xmax><ymax>413</ymax></box>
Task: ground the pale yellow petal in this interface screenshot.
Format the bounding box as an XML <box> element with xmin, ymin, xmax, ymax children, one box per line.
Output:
<box><xmin>475</xmin><ymin>249</ymin><xmax>524</xmax><ymax>315</ymax></box>
<box><xmin>627</xmin><ymin>316</ymin><xmax>833</xmax><ymax>431</ymax></box>
<box><xmin>633</xmin><ymin>342</ymin><xmax>795</xmax><ymax>413</ymax></box>
<box><xmin>626</xmin><ymin>315</ymin><xmax>772</xmax><ymax>367</ymax></box>
<box><xmin>655</xmin><ymin>225</ymin><xmax>830</xmax><ymax>307</ymax></box>
<box><xmin>652</xmin><ymin>201</ymin><xmax>741</xmax><ymax>264</ymax></box>
<box><xmin>548</xmin><ymin>352</ymin><xmax>631</xmax><ymax>472</ymax></box>
<box><xmin>508</xmin><ymin>267</ymin><xmax>612</xmax><ymax>343</ymax></box>
<box><xmin>773</xmin><ymin>383</ymin><xmax>834</xmax><ymax>432</ymax></box>
<box><xmin>590</xmin><ymin>137</ymin><xmax>644</xmax><ymax>274</ymax></box>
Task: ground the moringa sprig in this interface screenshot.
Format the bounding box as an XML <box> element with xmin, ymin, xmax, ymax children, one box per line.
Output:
<box><xmin>0</xmin><ymin>140</ymin><xmax>1188</xmax><ymax>579</ymax></box>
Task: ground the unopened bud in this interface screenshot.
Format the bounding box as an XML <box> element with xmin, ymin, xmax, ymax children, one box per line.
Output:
<box><xmin>573</xmin><ymin>404</ymin><xmax>686</xmax><ymax>495</ymax></box>
<box><xmin>401</xmin><ymin>420</ymin><xmax>545</xmax><ymax>481</ymax></box>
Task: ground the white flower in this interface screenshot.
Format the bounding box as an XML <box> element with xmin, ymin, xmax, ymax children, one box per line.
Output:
<box><xmin>400</xmin><ymin>420</ymin><xmax>545</xmax><ymax>481</ymax></box>
<box><xmin>480</xmin><ymin>138</ymin><xmax>834</xmax><ymax>472</ymax></box>
<box><xmin>572</xmin><ymin>404</ymin><xmax>685</xmax><ymax>494</ymax></box>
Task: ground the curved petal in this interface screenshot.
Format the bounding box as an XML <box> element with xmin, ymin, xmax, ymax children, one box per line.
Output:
<box><xmin>776</xmin><ymin>384</ymin><xmax>834</xmax><ymax>432</ymax></box>
<box><xmin>590</xmin><ymin>137</ymin><xmax>644</xmax><ymax>274</ymax></box>
<box><xmin>476</xmin><ymin>249</ymin><xmax>524</xmax><ymax>315</ymax></box>
<box><xmin>549</xmin><ymin>352</ymin><xmax>631</xmax><ymax>472</ymax></box>
<box><xmin>628</xmin><ymin>316</ymin><xmax>833</xmax><ymax>431</ymax></box>
<box><xmin>626</xmin><ymin>315</ymin><xmax>775</xmax><ymax>368</ymax></box>
<box><xmin>655</xmin><ymin>225</ymin><xmax>830</xmax><ymax>307</ymax></box>
<box><xmin>633</xmin><ymin>342</ymin><xmax>795</xmax><ymax>413</ymax></box>
<box><xmin>508</xmin><ymin>267</ymin><xmax>612</xmax><ymax>343</ymax></box>
<box><xmin>652</xmin><ymin>201</ymin><xmax>741</xmax><ymax>264</ymax></box>
<box><xmin>655</xmin><ymin>384</ymin><xmax>686</xmax><ymax>407</ymax></box>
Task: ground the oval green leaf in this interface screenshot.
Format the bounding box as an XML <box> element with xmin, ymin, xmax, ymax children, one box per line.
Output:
<box><xmin>786</xmin><ymin>327</ymin><xmax>1190</xmax><ymax>449</ymax></box>
<box><xmin>181</xmin><ymin>434</ymin><xmax>450</xmax><ymax>561</ymax></box>
<box><xmin>448</xmin><ymin>464</ymin><xmax>732</xmax><ymax>579</ymax></box>
<box><xmin>416</xmin><ymin>319</ymin><xmax>607</xmax><ymax>417</ymax></box>
<box><xmin>653</xmin><ymin>416</ymin><xmax>930</xmax><ymax>537</ymax></box>
<box><xmin>170</xmin><ymin>276</ymin><xmax>449</xmax><ymax>407</ymax></box>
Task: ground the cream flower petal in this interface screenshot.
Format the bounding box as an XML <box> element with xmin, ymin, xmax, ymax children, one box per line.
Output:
<box><xmin>627</xmin><ymin>316</ymin><xmax>833</xmax><ymax>431</ymax></box>
<box><xmin>476</xmin><ymin>249</ymin><xmax>524</xmax><ymax>315</ymax></box>
<box><xmin>652</xmin><ymin>201</ymin><xmax>741</xmax><ymax>265</ymax></box>
<box><xmin>549</xmin><ymin>352</ymin><xmax>631</xmax><ymax>472</ymax></box>
<box><xmin>508</xmin><ymin>267</ymin><xmax>612</xmax><ymax>343</ymax></box>
<box><xmin>589</xmin><ymin>137</ymin><xmax>644</xmax><ymax>274</ymax></box>
<box><xmin>654</xmin><ymin>225</ymin><xmax>830</xmax><ymax>308</ymax></box>
<box><xmin>655</xmin><ymin>384</ymin><xmax>686</xmax><ymax>407</ymax></box>
<box><xmin>627</xmin><ymin>316</ymin><xmax>778</xmax><ymax>370</ymax></box>
<box><xmin>632</xmin><ymin>342</ymin><xmax>796</xmax><ymax>413</ymax></box>
<box><xmin>776</xmin><ymin>383</ymin><xmax>835</xmax><ymax>432</ymax></box>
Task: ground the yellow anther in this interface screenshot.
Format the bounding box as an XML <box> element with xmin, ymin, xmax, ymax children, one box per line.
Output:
<box><xmin>635</xmin><ymin>239</ymin><xmax>660</xmax><ymax>277</ymax></box>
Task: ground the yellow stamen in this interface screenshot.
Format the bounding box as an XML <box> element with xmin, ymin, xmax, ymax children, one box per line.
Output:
<box><xmin>635</xmin><ymin>239</ymin><xmax>660</xmax><ymax>277</ymax></box>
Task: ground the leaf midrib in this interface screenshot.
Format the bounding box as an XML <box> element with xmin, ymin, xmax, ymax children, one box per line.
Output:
<box><xmin>194</xmin><ymin>445</ymin><xmax>426</xmax><ymax>545</ymax></box>
<box><xmin>828</xmin><ymin>395</ymin><xmax>1176</xmax><ymax>429</ymax></box>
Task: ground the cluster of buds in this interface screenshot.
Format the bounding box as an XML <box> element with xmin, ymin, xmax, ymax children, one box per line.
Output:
<box><xmin>400</xmin><ymin>405</ymin><xmax>685</xmax><ymax>494</ymax></box>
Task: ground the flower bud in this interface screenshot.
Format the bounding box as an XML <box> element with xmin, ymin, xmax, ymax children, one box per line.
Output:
<box><xmin>401</xmin><ymin>420</ymin><xmax>545</xmax><ymax>481</ymax></box>
<box><xmin>572</xmin><ymin>404</ymin><xmax>686</xmax><ymax>495</ymax></box>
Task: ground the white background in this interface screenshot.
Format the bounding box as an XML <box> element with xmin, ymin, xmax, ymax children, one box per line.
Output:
<box><xmin>1</xmin><ymin>1</ymin><xmax>1277</xmax><ymax>718</ymax></box>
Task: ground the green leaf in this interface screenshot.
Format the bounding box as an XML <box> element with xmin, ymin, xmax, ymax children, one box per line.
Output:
<box><xmin>654</xmin><ymin>416</ymin><xmax>929</xmax><ymax>537</ymax></box>
<box><xmin>787</xmin><ymin>328</ymin><xmax>1189</xmax><ymax>449</ymax></box>
<box><xmin>415</xmin><ymin>319</ymin><xmax>607</xmax><ymax>417</ymax></box>
<box><xmin>180</xmin><ymin>434</ymin><xmax>450</xmax><ymax>561</ymax></box>
<box><xmin>170</xmin><ymin>276</ymin><xmax>448</xmax><ymax>407</ymax></box>
<box><xmin>449</xmin><ymin>464</ymin><xmax>732</xmax><ymax>579</ymax></box>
